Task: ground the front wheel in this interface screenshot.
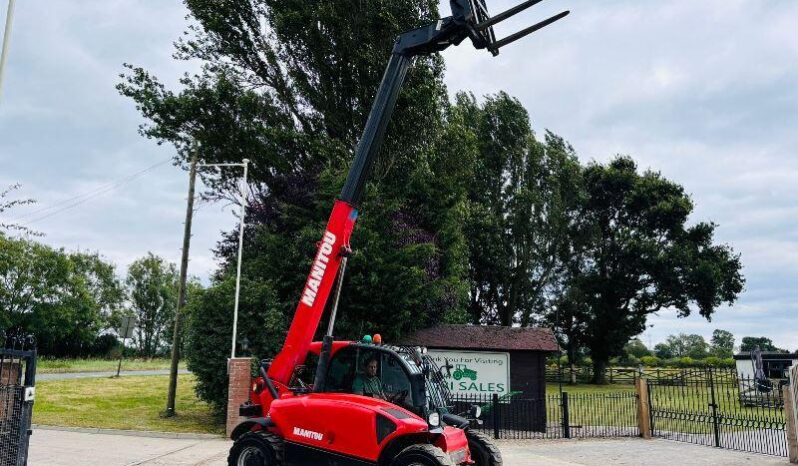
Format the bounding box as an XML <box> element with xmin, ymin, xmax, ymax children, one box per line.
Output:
<box><xmin>228</xmin><ymin>431</ymin><xmax>284</xmax><ymax>466</ymax></box>
<box><xmin>466</xmin><ymin>430</ymin><xmax>502</xmax><ymax>466</ymax></box>
<box><xmin>390</xmin><ymin>444</ymin><xmax>454</xmax><ymax>466</ymax></box>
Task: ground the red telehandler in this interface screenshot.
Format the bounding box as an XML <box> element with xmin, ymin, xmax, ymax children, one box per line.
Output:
<box><xmin>228</xmin><ymin>1</ymin><xmax>568</xmax><ymax>465</ymax></box>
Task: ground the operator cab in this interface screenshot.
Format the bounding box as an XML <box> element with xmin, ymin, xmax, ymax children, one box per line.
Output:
<box><xmin>318</xmin><ymin>343</ymin><xmax>450</xmax><ymax>417</ymax></box>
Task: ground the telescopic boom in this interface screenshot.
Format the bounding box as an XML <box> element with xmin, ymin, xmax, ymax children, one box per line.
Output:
<box><xmin>267</xmin><ymin>0</ymin><xmax>569</xmax><ymax>386</ymax></box>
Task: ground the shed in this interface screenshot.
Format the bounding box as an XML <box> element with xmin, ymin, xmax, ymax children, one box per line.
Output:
<box><xmin>401</xmin><ymin>324</ymin><xmax>559</xmax><ymax>400</ymax></box>
<box><xmin>734</xmin><ymin>351</ymin><xmax>798</xmax><ymax>381</ymax></box>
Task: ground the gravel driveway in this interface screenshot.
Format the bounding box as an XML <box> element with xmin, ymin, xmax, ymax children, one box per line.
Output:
<box><xmin>28</xmin><ymin>428</ymin><xmax>788</xmax><ymax>465</ymax></box>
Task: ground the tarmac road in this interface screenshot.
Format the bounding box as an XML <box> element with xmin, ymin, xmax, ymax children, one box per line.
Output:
<box><xmin>28</xmin><ymin>428</ymin><xmax>787</xmax><ymax>465</ymax></box>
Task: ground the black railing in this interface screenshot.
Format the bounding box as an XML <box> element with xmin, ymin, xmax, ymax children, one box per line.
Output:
<box><xmin>450</xmin><ymin>390</ymin><xmax>639</xmax><ymax>440</ymax></box>
<box><xmin>0</xmin><ymin>332</ymin><xmax>37</xmax><ymax>466</ymax></box>
<box><xmin>648</xmin><ymin>369</ymin><xmax>788</xmax><ymax>457</ymax></box>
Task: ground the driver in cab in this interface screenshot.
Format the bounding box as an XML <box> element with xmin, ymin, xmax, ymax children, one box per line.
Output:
<box><xmin>352</xmin><ymin>356</ymin><xmax>386</xmax><ymax>399</ymax></box>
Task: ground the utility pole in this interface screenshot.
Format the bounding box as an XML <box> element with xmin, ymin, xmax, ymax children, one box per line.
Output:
<box><xmin>165</xmin><ymin>150</ymin><xmax>198</xmax><ymax>417</ymax></box>
<box><xmin>0</xmin><ymin>0</ymin><xmax>17</xmax><ymax>102</ymax></box>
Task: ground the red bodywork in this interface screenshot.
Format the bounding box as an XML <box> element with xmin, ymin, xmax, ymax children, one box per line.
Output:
<box><xmin>250</xmin><ymin>341</ymin><xmax>472</xmax><ymax>464</ymax></box>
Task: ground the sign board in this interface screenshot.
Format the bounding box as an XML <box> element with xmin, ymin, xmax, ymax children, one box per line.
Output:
<box><xmin>119</xmin><ymin>316</ymin><xmax>137</xmax><ymax>339</ymax></box>
<box><xmin>427</xmin><ymin>349</ymin><xmax>510</xmax><ymax>397</ymax></box>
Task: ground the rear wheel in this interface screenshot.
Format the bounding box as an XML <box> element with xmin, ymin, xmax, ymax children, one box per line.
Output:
<box><xmin>466</xmin><ymin>430</ymin><xmax>502</xmax><ymax>466</ymax></box>
<box><xmin>390</xmin><ymin>444</ymin><xmax>454</xmax><ymax>466</ymax></box>
<box><xmin>228</xmin><ymin>431</ymin><xmax>284</xmax><ymax>466</ymax></box>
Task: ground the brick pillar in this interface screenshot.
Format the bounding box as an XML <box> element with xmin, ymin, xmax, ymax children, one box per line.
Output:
<box><xmin>226</xmin><ymin>358</ymin><xmax>253</xmax><ymax>438</ymax></box>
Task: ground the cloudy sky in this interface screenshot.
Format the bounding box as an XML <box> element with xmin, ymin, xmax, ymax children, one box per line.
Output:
<box><xmin>1</xmin><ymin>1</ymin><xmax>796</xmax><ymax>351</ymax></box>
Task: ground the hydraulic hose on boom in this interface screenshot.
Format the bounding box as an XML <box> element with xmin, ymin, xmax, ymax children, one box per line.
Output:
<box><xmin>266</xmin><ymin>0</ymin><xmax>569</xmax><ymax>388</ymax></box>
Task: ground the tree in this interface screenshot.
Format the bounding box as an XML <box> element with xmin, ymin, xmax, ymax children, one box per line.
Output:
<box><xmin>710</xmin><ymin>329</ymin><xmax>735</xmax><ymax>358</ymax></box>
<box><xmin>126</xmin><ymin>253</ymin><xmax>178</xmax><ymax>357</ymax></box>
<box><xmin>740</xmin><ymin>336</ymin><xmax>784</xmax><ymax>353</ymax></box>
<box><xmin>654</xmin><ymin>343</ymin><xmax>673</xmax><ymax>359</ymax></box>
<box><xmin>460</xmin><ymin>93</ymin><xmax>582</xmax><ymax>327</ymax></box>
<box><xmin>561</xmin><ymin>157</ymin><xmax>744</xmax><ymax>383</ymax></box>
<box><xmin>0</xmin><ymin>184</ymin><xmax>39</xmax><ymax>236</ymax></box>
<box><xmin>625</xmin><ymin>338</ymin><xmax>652</xmax><ymax>359</ymax></box>
<box><xmin>121</xmin><ymin>1</ymin><xmax>471</xmax><ymax>412</ymax></box>
<box><xmin>0</xmin><ymin>234</ymin><xmax>123</xmax><ymax>355</ymax></box>
<box><xmin>662</xmin><ymin>333</ymin><xmax>709</xmax><ymax>359</ymax></box>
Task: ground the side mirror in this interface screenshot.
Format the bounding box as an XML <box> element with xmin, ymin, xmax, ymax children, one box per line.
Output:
<box><xmin>409</xmin><ymin>372</ymin><xmax>428</xmax><ymax>409</ymax></box>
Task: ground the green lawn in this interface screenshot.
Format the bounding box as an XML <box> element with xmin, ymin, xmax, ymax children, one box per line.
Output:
<box><xmin>546</xmin><ymin>383</ymin><xmax>634</xmax><ymax>395</ymax></box>
<box><xmin>543</xmin><ymin>382</ymin><xmax>785</xmax><ymax>433</ymax></box>
<box><xmin>34</xmin><ymin>374</ymin><xmax>223</xmax><ymax>435</ymax></box>
<box><xmin>38</xmin><ymin>358</ymin><xmax>175</xmax><ymax>374</ymax></box>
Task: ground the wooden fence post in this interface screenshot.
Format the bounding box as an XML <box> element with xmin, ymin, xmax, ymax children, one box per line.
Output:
<box><xmin>783</xmin><ymin>381</ymin><xmax>798</xmax><ymax>464</ymax></box>
<box><xmin>635</xmin><ymin>377</ymin><xmax>651</xmax><ymax>439</ymax></box>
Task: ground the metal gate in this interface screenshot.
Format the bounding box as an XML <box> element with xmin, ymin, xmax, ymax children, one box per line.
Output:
<box><xmin>0</xmin><ymin>333</ymin><xmax>37</xmax><ymax>466</ymax></box>
<box><xmin>649</xmin><ymin>369</ymin><xmax>788</xmax><ymax>457</ymax></box>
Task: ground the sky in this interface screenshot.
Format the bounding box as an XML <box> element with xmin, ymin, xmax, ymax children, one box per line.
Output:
<box><xmin>0</xmin><ymin>1</ymin><xmax>796</xmax><ymax>352</ymax></box>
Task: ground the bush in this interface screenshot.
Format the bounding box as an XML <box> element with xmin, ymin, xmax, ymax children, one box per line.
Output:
<box><xmin>704</xmin><ymin>356</ymin><xmax>722</xmax><ymax>367</ymax></box>
<box><xmin>640</xmin><ymin>355</ymin><xmax>660</xmax><ymax>367</ymax></box>
<box><xmin>185</xmin><ymin>277</ymin><xmax>285</xmax><ymax>416</ymax></box>
<box><xmin>89</xmin><ymin>334</ymin><xmax>120</xmax><ymax>358</ymax></box>
<box><xmin>721</xmin><ymin>357</ymin><xmax>735</xmax><ymax>368</ymax></box>
<box><xmin>618</xmin><ymin>354</ymin><xmax>640</xmax><ymax>367</ymax></box>
<box><xmin>674</xmin><ymin>357</ymin><xmax>695</xmax><ymax>368</ymax></box>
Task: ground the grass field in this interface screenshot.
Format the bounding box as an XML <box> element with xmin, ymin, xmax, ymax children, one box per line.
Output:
<box><xmin>546</xmin><ymin>383</ymin><xmax>634</xmax><ymax>395</ymax></box>
<box><xmin>38</xmin><ymin>358</ymin><xmax>175</xmax><ymax>374</ymax></box>
<box><xmin>33</xmin><ymin>374</ymin><xmax>223</xmax><ymax>435</ymax></box>
<box><xmin>542</xmin><ymin>382</ymin><xmax>786</xmax><ymax>434</ymax></box>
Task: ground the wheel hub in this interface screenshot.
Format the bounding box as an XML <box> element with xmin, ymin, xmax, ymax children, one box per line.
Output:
<box><xmin>237</xmin><ymin>446</ymin><xmax>266</xmax><ymax>466</ymax></box>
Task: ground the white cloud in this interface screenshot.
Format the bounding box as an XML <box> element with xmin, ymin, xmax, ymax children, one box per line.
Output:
<box><xmin>440</xmin><ymin>0</ymin><xmax>798</xmax><ymax>350</ymax></box>
<box><xmin>0</xmin><ymin>1</ymin><xmax>795</xmax><ymax>350</ymax></box>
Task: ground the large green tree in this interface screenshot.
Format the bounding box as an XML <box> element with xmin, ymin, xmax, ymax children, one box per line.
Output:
<box><xmin>0</xmin><ymin>234</ymin><xmax>124</xmax><ymax>355</ymax></box>
<box><xmin>557</xmin><ymin>157</ymin><xmax>744</xmax><ymax>383</ymax></box>
<box><xmin>126</xmin><ymin>253</ymin><xmax>179</xmax><ymax>357</ymax></box>
<box><xmin>661</xmin><ymin>333</ymin><xmax>710</xmax><ymax>359</ymax></box>
<box><xmin>120</xmin><ymin>0</ymin><xmax>470</xmax><ymax>413</ymax></box>
<box><xmin>740</xmin><ymin>336</ymin><xmax>784</xmax><ymax>353</ymax></box>
<box><xmin>710</xmin><ymin>329</ymin><xmax>735</xmax><ymax>358</ymax></box>
<box><xmin>459</xmin><ymin>92</ymin><xmax>582</xmax><ymax>327</ymax></box>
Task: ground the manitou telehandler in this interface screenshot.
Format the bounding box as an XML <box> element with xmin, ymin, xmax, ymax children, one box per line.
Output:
<box><xmin>228</xmin><ymin>1</ymin><xmax>568</xmax><ymax>465</ymax></box>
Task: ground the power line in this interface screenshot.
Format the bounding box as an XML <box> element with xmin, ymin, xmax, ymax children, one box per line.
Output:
<box><xmin>14</xmin><ymin>158</ymin><xmax>173</xmax><ymax>226</ymax></box>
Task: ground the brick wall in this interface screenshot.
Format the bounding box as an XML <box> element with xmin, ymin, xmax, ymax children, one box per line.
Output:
<box><xmin>226</xmin><ymin>358</ymin><xmax>252</xmax><ymax>438</ymax></box>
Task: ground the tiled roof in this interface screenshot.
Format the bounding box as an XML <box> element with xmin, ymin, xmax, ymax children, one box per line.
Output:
<box><xmin>401</xmin><ymin>324</ymin><xmax>559</xmax><ymax>352</ymax></box>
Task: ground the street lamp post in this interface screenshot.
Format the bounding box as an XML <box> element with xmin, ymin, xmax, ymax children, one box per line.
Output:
<box><xmin>199</xmin><ymin>160</ymin><xmax>250</xmax><ymax>359</ymax></box>
<box><xmin>0</xmin><ymin>0</ymin><xmax>18</xmax><ymax>101</ymax></box>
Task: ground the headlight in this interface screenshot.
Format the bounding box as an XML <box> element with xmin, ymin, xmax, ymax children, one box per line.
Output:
<box><xmin>428</xmin><ymin>412</ymin><xmax>440</xmax><ymax>426</ymax></box>
<box><xmin>471</xmin><ymin>405</ymin><xmax>482</xmax><ymax>419</ymax></box>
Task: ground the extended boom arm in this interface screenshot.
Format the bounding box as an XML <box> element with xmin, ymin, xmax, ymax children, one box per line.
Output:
<box><xmin>267</xmin><ymin>0</ymin><xmax>569</xmax><ymax>386</ymax></box>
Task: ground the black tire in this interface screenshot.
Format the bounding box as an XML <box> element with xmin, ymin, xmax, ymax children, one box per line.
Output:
<box><xmin>390</xmin><ymin>444</ymin><xmax>455</xmax><ymax>466</ymax></box>
<box><xmin>466</xmin><ymin>430</ymin><xmax>502</xmax><ymax>466</ymax></box>
<box><xmin>228</xmin><ymin>431</ymin><xmax>284</xmax><ymax>466</ymax></box>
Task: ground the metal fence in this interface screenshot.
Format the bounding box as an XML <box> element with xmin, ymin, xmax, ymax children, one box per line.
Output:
<box><xmin>451</xmin><ymin>390</ymin><xmax>639</xmax><ymax>440</ymax></box>
<box><xmin>648</xmin><ymin>369</ymin><xmax>788</xmax><ymax>457</ymax></box>
<box><xmin>0</xmin><ymin>333</ymin><xmax>37</xmax><ymax>466</ymax></box>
